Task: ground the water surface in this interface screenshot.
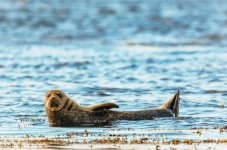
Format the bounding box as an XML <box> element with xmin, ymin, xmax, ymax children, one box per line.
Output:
<box><xmin>0</xmin><ymin>0</ymin><xmax>226</xmax><ymax>146</ymax></box>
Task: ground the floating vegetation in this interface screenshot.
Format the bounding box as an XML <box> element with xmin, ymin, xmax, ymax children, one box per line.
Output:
<box><xmin>16</xmin><ymin>118</ymin><xmax>46</xmax><ymax>123</ymax></box>
<box><xmin>1</xmin><ymin>136</ymin><xmax>227</xmax><ymax>149</ymax></box>
<box><xmin>14</xmin><ymin>117</ymin><xmax>46</xmax><ymax>129</ymax></box>
<box><xmin>0</xmin><ymin>128</ymin><xmax>226</xmax><ymax>149</ymax></box>
<box><xmin>220</xmin><ymin>104</ymin><xmax>225</xmax><ymax>109</ymax></box>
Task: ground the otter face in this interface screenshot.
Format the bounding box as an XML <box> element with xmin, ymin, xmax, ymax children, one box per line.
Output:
<box><xmin>45</xmin><ymin>90</ymin><xmax>68</xmax><ymax>111</ymax></box>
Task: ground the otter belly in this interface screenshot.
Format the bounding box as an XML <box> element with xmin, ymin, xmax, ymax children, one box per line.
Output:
<box><xmin>46</xmin><ymin>109</ymin><xmax>113</xmax><ymax>127</ymax></box>
<box><xmin>46</xmin><ymin>108</ymin><xmax>174</xmax><ymax>127</ymax></box>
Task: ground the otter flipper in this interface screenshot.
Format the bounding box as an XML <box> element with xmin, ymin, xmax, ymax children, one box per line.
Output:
<box><xmin>89</xmin><ymin>102</ymin><xmax>119</xmax><ymax>111</ymax></box>
<box><xmin>161</xmin><ymin>90</ymin><xmax>180</xmax><ymax>117</ymax></box>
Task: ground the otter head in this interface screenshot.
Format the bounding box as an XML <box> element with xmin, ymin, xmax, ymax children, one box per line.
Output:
<box><xmin>45</xmin><ymin>90</ymin><xmax>69</xmax><ymax>111</ymax></box>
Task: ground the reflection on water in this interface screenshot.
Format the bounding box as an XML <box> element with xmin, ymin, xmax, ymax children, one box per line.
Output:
<box><xmin>0</xmin><ymin>0</ymin><xmax>226</xmax><ymax>145</ymax></box>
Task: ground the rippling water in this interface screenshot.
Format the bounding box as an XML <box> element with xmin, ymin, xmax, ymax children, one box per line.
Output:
<box><xmin>0</xmin><ymin>0</ymin><xmax>226</xmax><ymax>146</ymax></box>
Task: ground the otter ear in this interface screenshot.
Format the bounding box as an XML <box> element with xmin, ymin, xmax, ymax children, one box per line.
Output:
<box><xmin>89</xmin><ymin>102</ymin><xmax>119</xmax><ymax>111</ymax></box>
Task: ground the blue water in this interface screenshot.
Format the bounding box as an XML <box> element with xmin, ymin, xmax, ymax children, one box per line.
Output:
<box><xmin>0</xmin><ymin>0</ymin><xmax>226</xmax><ymax>143</ymax></box>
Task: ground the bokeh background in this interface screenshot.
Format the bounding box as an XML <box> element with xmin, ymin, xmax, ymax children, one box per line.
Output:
<box><xmin>0</xmin><ymin>0</ymin><xmax>226</xmax><ymax>142</ymax></box>
<box><xmin>0</xmin><ymin>0</ymin><xmax>226</xmax><ymax>46</ymax></box>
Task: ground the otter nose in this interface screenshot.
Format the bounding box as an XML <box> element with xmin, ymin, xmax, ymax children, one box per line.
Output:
<box><xmin>52</xmin><ymin>97</ymin><xmax>57</xmax><ymax>101</ymax></box>
<box><xmin>49</xmin><ymin>97</ymin><xmax>60</xmax><ymax>107</ymax></box>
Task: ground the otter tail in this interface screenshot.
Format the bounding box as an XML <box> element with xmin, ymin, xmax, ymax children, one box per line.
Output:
<box><xmin>161</xmin><ymin>90</ymin><xmax>180</xmax><ymax>117</ymax></box>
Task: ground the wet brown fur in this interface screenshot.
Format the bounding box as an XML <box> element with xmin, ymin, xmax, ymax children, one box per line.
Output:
<box><xmin>45</xmin><ymin>90</ymin><xmax>180</xmax><ymax>127</ymax></box>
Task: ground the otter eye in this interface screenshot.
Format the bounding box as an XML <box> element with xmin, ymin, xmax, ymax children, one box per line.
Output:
<box><xmin>57</xmin><ymin>93</ymin><xmax>62</xmax><ymax>98</ymax></box>
<box><xmin>46</xmin><ymin>94</ymin><xmax>51</xmax><ymax>98</ymax></box>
